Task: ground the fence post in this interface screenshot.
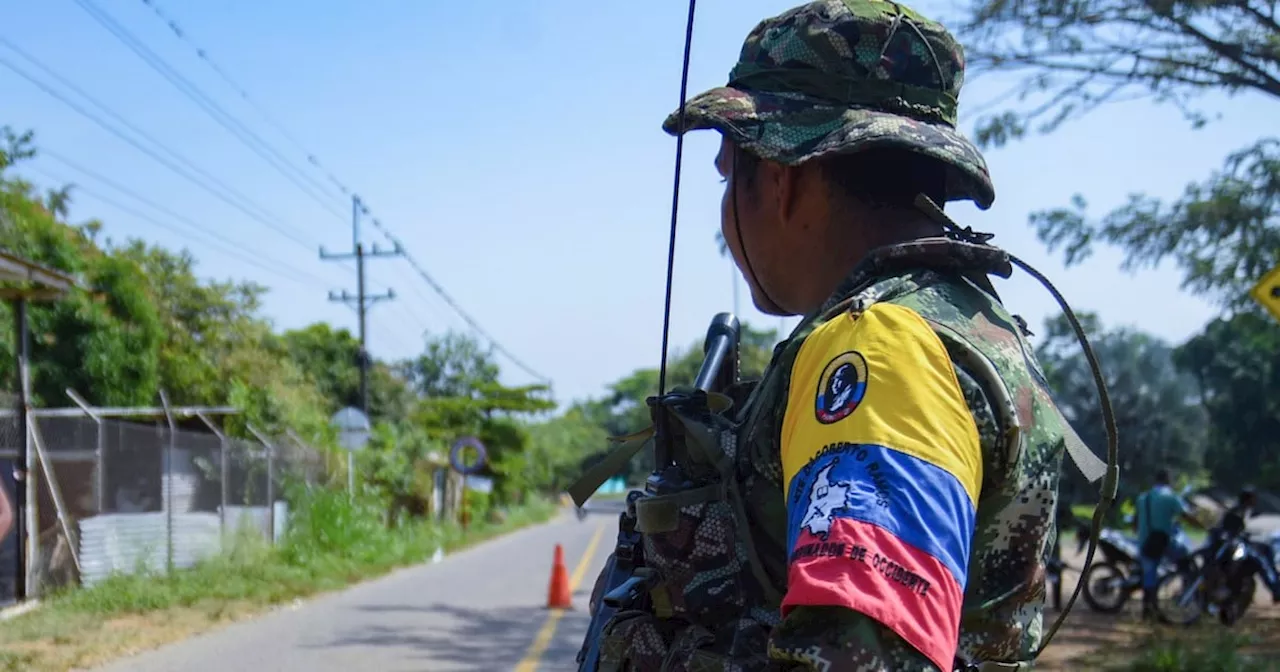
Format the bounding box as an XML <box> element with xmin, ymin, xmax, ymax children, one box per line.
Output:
<box><xmin>245</xmin><ymin>425</ymin><xmax>275</xmax><ymax>543</ymax></box>
<box><xmin>285</xmin><ymin>429</ymin><xmax>315</xmax><ymax>487</ymax></box>
<box><xmin>195</xmin><ymin>412</ymin><xmax>227</xmax><ymax>543</ymax></box>
<box><xmin>267</xmin><ymin>442</ymin><xmax>274</xmax><ymax>543</ymax></box>
<box><xmin>14</xmin><ymin>299</ymin><xmax>36</xmax><ymax>601</ymax></box>
<box><xmin>66</xmin><ymin>389</ymin><xmax>104</xmax><ymax>515</ymax></box>
<box><xmin>27</xmin><ymin>414</ymin><xmax>82</xmax><ymax>577</ymax></box>
<box><xmin>159</xmin><ymin>390</ymin><xmax>175</xmax><ymax>575</ymax></box>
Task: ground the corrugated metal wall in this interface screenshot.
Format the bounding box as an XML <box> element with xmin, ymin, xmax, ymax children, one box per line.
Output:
<box><xmin>77</xmin><ymin>505</ymin><xmax>285</xmax><ymax>586</ymax></box>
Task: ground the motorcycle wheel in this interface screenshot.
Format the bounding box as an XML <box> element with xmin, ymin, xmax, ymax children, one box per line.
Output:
<box><xmin>1155</xmin><ymin>568</ymin><xmax>1204</xmax><ymax>626</ymax></box>
<box><xmin>1081</xmin><ymin>561</ymin><xmax>1132</xmax><ymax>613</ymax></box>
<box><xmin>1219</xmin><ymin>578</ymin><xmax>1255</xmax><ymax>626</ymax></box>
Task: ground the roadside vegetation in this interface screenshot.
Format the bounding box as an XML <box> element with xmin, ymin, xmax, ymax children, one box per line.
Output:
<box><xmin>2</xmin><ymin>0</ymin><xmax>1278</xmax><ymax>660</ymax></box>
<box><xmin>0</xmin><ymin>487</ymin><xmax>556</xmax><ymax>672</ymax></box>
<box><xmin>1084</xmin><ymin>626</ymin><xmax>1279</xmax><ymax>671</ymax></box>
<box><xmin>0</xmin><ymin>125</ymin><xmax>770</xmax><ymax>670</ymax></box>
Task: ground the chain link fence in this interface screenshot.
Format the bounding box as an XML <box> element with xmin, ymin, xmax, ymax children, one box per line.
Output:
<box><xmin>0</xmin><ymin>400</ymin><xmax>328</xmax><ymax>601</ymax></box>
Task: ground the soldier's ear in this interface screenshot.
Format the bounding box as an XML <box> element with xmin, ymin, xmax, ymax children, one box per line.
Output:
<box><xmin>774</xmin><ymin>160</ymin><xmax>830</xmax><ymax>232</ymax></box>
<box><xmin>774</xmin><ymin>162</ymin><xmax>802</xmax><ymax>225</ymax></box>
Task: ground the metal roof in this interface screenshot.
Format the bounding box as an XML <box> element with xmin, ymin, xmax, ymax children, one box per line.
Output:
<box><xmin>0</xmin><ymin>247</ymin><xmax>80</xmax><ymax>299</ymax></box>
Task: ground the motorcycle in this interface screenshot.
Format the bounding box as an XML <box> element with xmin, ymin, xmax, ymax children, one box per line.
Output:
<box><xmin>1155</xmin><ymin>527</ymin><xmax>1263</xmax><ymax>626</ymax></box>
<box><xmin>1080</xmin><ymin>527</ymin><xmax>1195</xmax><ymax>613</ymax></box>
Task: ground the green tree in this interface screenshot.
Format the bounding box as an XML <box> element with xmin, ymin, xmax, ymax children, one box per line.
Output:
<box><xmin>401</xmin><ymin>330</ymin><xmax>501</xmax><ymax>398</ymax></box>
<box><xmin>1174</xmin><ymin>313</ymin><xmax>1280</xmax><ymax>490</ymax></box>
<box><xmin>953</xmin><ymin>0</ymin><xmax>1279</xmax><ymax>311</ymax></box>
<box><xmin>1035</xmin><ymin>312</ymin><xmax>1207</xmax><ymax>509</ymax></box>
<box><xmin>952</xmin><ymin>2</ymin><xmax>1279</xmax><ymax>503</ymax></box>
<box><xmin>280</xmin><ymin>323</ymin><xmax>360</xmax><ymax>409</ymax></box>
<box><xmin>0</xmin><ymin>124</ymin><xmax>599</xmax><ymax>528</ymax></box>
<box><xmin>523</xmin><ymin>406</ymin><xmax>608</xmax><ymax>494</ymax></box>
<box><xmin>0</xmin><ymin>127</ymin><xmax>343</xmax><ymax>454</ymax></box>
<box><xmin>0</xmin><ymin>158</ymin><xmax>163</xmax><ymax>407</ymax></box>
<box><xmin>1027</xmin><ymin>143</ymin><xmax>1280</xmax><ymax>311</ymax></box>
<box><xmin>116</xmin><ymin>241</ymin><xmax>264</xmax><ymax>407</ymax></box>
<box><xmin>956</xmin><ymin>0</ymin><xmax>1279</xmax><ymax>148</ymax></box>
<box><xmin>405</xmin><ymin>330</ymin><xmax>554</xmax><ymax>502</ymax></box>
<box><xmin>279</xmin><ymin>322</ymin><xmax>415</xmax><ymax>422</ymax></box>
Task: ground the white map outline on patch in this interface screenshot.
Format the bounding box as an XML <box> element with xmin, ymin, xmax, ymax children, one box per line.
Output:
<box><xmin>798</xmin><ymin>460</ymin><xmax>854</xmax><ymax>540</ymax></box>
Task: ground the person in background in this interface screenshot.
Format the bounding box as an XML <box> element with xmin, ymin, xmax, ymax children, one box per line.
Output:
<box><xmin>1133</xmin><ymin>468</ymin><xmax>1201</xmax><ymax>618</ymax></box>
<box><xmin>1221</xmin><ymin>486</ymin><xmax>1259</xmax><ymax>536</ymax></box>
<box><xmin>1214</xmin><ymin>486</ymin><xmax>1280</xmax><ymax>603</ymax></box>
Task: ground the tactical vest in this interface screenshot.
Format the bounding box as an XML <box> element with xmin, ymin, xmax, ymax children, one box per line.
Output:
<box><xmin>570</xmin><ymin>238</ymin><xmax>1106</xmax><ymax>672</ymax></box>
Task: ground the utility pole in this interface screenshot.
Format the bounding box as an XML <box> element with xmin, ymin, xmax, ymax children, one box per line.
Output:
<box><xmin>320</xmin><ymin>195</ymin><xmax>402</xmax><ymax>416</ymax></box>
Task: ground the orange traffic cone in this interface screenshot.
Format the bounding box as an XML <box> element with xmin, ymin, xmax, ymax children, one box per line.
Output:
<box><xmin>547</xmin><ymin>543</ymin><xmax>573</xmax><ymax>609</ymax></box>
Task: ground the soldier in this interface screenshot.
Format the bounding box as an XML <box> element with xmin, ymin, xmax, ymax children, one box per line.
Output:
<box><xmin>620</xmin><ymin>0</ymin><xmax>1074</xmax><ymax>669</ymax></box>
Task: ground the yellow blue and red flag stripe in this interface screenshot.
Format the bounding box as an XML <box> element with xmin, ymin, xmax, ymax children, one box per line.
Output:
<box><xmin>780</xmin><ymin>302</ymin><xmax>982</xmax><ymax>671</ymax></box>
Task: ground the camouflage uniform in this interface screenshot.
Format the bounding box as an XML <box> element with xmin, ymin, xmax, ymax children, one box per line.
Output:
<box><xmin>580</xmin><ymin>2</ymin><xmax>1076</xmax><ymax>670</ymax></box>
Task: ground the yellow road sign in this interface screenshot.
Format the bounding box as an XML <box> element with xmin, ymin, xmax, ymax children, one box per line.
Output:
<box><xmin>1250</xmin><ymin>264</ymin><xmax>1280</xmax><ymax>323</ymax></box>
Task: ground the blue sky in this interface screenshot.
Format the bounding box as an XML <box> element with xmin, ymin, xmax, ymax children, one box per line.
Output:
<box><xmin>1</xmin><ymin>0</ymin><xmax>1273</xmax><ymax>408</ymax></box>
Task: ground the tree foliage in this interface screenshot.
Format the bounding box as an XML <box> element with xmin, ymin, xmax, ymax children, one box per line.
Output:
<box><xmin>957</xmin><ymin>0</ymin><xmax>1280</xmax><ymax>148</ymax></box>
<box><xmin>1174</xmin><ymin>312</ymin><xmax>1280</xmax><ymax>489</ymax></box>
<box><xmin>952</xmin><ymin>0</ymin><xmax>1278</xmax><ymax>507</ymax></box>
<box><xmin>954</xmin><ymin>0</ymin><xmax>1279</xmax><ymax>313</ymax></box>
<box><xmin>1035</xmin><ymin>311</ymin><xmax>1208</xmax><ymax>507</ymax></box>
<box><xmin>1029</xmin><ymin>139</ymin><xmax>1280</xmax><ymax>311</ymax></box>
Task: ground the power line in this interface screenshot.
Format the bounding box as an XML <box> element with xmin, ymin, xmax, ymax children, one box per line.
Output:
<box><xmin>69</xmin><ymin>0</ymin><xmax>347</xmax><ymax>223</ymax></box>
<box><xmin>118</xmin><ymin>1</ymin><xmax>550</xmax><ymax>383</ymax></box>
<box><xmin>23</xmin><ymin>163</ymin><xmax>329</xmax><ymax>288</ymax></box>
<box><xmin>0</xmin><ymin>39</ymin><xmax>321</xmax><ymax>252</ymax></box>
<box><xmin>322</xmin><ymin>196</ymin><xmax>404</xmax><ymax>415</ymax></box>
<box><xmin>365</xmin><ymin>218</ymin><xmax>550</xmax><ymax>384</ymax></box>
<box><xmin>135</xmin><ymin>0</ymin><xmax>355</xmax><ymax>200</ymax></box>
<box><xmin>363</xmin><ymin>257</ymin><xmax>436</xmax><ymax>339</ymax></box>
<box><xmin>33</xmin><ymin>148</ymin><xmax>338</xmax><ymax>287</ymax></box>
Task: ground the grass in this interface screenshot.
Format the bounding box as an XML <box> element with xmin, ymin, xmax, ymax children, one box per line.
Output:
<box><xmin>1122</xmin><ymin>629</ymin><xmax>1274</xmax><ymax>672</ymax></box>
<box><xmin>1088</xmin><ymin>626</ymin><xmax>1280</xmax><ymax>671</ymax></box>
<box><xmin>0</xmin><ymin>490</ymin><xmax>559</xmax><ymax>672</ymax></box>
<box><xmin>1054</xmin><ymin>605</ymin><xmax>1280</xmax><ymax>672</ymax></box>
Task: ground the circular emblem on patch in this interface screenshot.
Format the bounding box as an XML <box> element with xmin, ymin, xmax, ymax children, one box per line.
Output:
<box><xmin>814</xmin><ymin>351</ymin><xmax>869</xmax><ymax>424</ymax></box>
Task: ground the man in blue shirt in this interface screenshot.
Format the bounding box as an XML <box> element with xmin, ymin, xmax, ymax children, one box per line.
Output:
<box><xmin>1134</xmin><ymin>468</ymin><xmax>1201</xmax><ymax>617</ymax></box>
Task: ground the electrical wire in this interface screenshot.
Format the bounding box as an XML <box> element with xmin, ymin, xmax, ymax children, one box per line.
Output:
<box><xmin>135</xmin><ymin>0</ymin><xmax>354</xmax><ymax>200</ymax></box>
<box><xmin>0</xmin><ymin>40</ymin><xmax>322</xmax><ymax>253</ymax></box>
<box><xmin>23</xmin><ymin>163</ymin><xmax>331</xmax><ymax>288</ymax></box>
<box><xmin>34</xmin><ymin>148</ymin><xmax>343</xmax><ymax>286</ymax></box>
<box><xmin>69</xmin><ymin>0</ymin><xmax>347</xmax><ymax>223</ymax></box>
<box><xmin>365</xmin><ymin>218</ymin><xmax>551</xmax><ymax>384</ymax></box>
<box><xmin>130</xmin><ymin>2</ymin><xmax>551</xmax><ymax>383</ymax></box>
<box><xmin>49</xmin><ymin>1</ymin><xmax>551</xmax><ymax>383</ymax></box>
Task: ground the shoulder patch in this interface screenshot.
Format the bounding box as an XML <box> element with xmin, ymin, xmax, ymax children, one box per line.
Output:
<box><xmin>814</xmin><ymin>350</ymin><xmax>868</xmax><ymax>424</ymax></box>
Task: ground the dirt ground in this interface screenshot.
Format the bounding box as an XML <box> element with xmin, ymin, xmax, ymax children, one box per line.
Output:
<box><xmin>1034</xmin><ymin>548</ymin><xmax>1280</xmax><ymax>670</ymax></box>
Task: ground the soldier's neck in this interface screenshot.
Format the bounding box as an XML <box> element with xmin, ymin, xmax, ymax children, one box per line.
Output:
<box><xmin>792</xmin><ymin>210</ymin><xmax>943</xmax><ymax>315</ymax></box>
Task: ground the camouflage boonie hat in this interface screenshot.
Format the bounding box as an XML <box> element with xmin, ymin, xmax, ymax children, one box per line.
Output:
<box><xmin>663</xmin><ymin>0</ymin><xmax>995</xmax><ymax>209</ymax></box>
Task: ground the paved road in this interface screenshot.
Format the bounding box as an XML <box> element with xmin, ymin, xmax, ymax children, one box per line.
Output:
<box><xmin>89</xmin><ymin>503</ymin><xmax>620</xmax><ymax>672</ymax></box>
